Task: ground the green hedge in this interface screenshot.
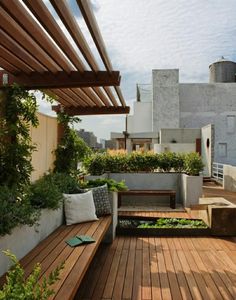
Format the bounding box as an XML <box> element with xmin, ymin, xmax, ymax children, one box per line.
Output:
<box><xmin>83</xmin><ymin>152</ymin><xmax>204</xmax><ymax>176</ymax></box>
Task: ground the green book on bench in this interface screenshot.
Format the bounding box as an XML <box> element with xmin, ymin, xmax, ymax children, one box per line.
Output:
<box><xmin>66</xmin><ymin>235</ymin><xmax>96</xmax><ymax>247</ymax></box>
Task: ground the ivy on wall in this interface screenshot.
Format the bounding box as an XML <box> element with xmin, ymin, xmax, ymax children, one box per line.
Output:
<box><xmin>54</xmin><ymin>111</ymin><xmax>91</xmax><ymax>176</ymax></box>
<box><xmin>0</xmin><ymin>85</ymin><xmax>39</xmax><ymax>192</ymax></box>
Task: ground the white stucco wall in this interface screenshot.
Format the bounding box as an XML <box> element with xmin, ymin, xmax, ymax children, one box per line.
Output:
<box><xmin>159</xmin><ymin>128</ymin><xmax>200</xmax><ymax>143</ymax></box>
<box><xmin>152</xmin><ymin>69</ymin><xmax>180</xmax><ymax>132</ymax></box>
<box><xmin>154</xmin><ymin>143</ymin><xmax>195</xmax><ymax>154</ymax></box>
<box><xmin>179</xmin><ymin>83</ymin><xmax>236</xmax><ymax>165</ymax></box>
<box><xmin>127</xmin><ymin>102</ymin><xmax>152</xmax><ymax>133</ymax></box>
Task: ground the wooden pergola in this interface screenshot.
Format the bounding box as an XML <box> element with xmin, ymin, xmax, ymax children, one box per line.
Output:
<box><xmin>0</xmin><ymin>0</ymin><xmax>130</xmax><ymax>116</ymax></box>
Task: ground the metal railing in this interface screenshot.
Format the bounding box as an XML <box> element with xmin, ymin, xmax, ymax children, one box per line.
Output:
<box><xmin>212</xmin><ymin>162</ymin><xmax>224</xmax><ymax>182</ymax></box>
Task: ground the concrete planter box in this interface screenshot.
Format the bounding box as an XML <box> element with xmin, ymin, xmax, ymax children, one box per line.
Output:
<box><xmin>180</xmin><ymin>174</ymin><xmax>203</xmax><ymax>207</ymax></box>
<box><xmin>109</xmin><ymin>172</ymin><xmax>180</xmax><ymax>204</ymax></box>
<box><xmin>0</xmin><ymin>207</ymin><xmax>63</xmax><ymax>277</ymax></box>
<box><xmin>86</xmin><ymin>172</ymin><xmax>203</xmax><ymax>208</ymax></box>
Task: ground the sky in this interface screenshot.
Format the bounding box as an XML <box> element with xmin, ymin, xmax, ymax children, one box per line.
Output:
<box><xmin>39</xmin><ymin>0</ymin><xmax>236</xmax><ymax>140</ymax></box>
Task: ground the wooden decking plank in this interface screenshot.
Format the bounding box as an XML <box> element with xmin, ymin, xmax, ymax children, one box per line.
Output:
<box><xmin>198</xmin><ymin>251</ymin><xmax>233</xmax><ymax>300</ymax></box>
<box><xmin>132</xmin><ymin>249</ymin><xmax>142</xmax><ymax>300</ymax></box>
<box><xmin>91</xmin><ymin>239</ymin><xmax>119</xmax><ymax>300</ymax></box>
<box><xmin>177</xmin><ymin>250</ymin><xmax>202</xmax><ymax>299</ymax></box>
<box><xmin>136</xmin><ymin>237</ymin><xmax>143</xmax><ymax>250</ymax></box>
<box><xmin>220</xmin><ymin>238</ymin><xmax>236</xmax><ymax>251</ymax></box>
<box><xmin>122</xmin><ymin>237</ymin><xmax>136</xmax><ymax>299</ymax></box>
<box><xmin>208</xmin><ymin>250</ymin><xmax>236</xmax><ymax>297</ymax></box>
<box><xmin>142</xmin><ymin>237</ymin><xmax>152</xmax><ymax>300</ymax></box>
<box><xmin>112</xmin><ymin>247</ymin><xmax>129</xmax><ymax>299</ymax></box>
<box><xmin>207</xmin><ymin>250</ymin><xmax>236</xmax><ymax>298</ymax></box>
<box><xmin>170</xmin><ymin>250</ymin><xmax>193</xmax><ymax>300</ymax></box>
<box><xmin>149</xmin><ymin>237</ymin><xmax>162</xmax><ymax>300</ymax></box>
<box><xmin>156</xmin><ymin>238</ymin><xmax>172</xmax><ymax>300</ymax></box>
<box><xmin>102</xmin><ymin>236</ymin><xmax>125</xmax><ymax>299</ymax></box>
<box><xmin>53</xmin><ymin>217</ymin><xmax>111</xmax><ymax>300</ymax></box>
<box><xmin>163</xmin><ymin>250</ymin><xmax>182</xmax><ymax>300</ymax></box>
<box><xmin>183</xmin><ymin>249</ymin><xmax>212</xmax><ymax>300</ymax></box>
<box><xmin>190</xmin><ymin>250</ymin><xmax>224</xmax><ymax>300</ymax></box>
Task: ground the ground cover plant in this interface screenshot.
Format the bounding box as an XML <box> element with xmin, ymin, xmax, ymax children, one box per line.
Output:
<box><xmin>119</xmin><ymin>218</ymin><xmax>208</xmax><ymax>229</ymax></box>
<box><xmin>137</xmin><ymin>218</ymin><xmax>208</xmax><ymax>229</ymax></box>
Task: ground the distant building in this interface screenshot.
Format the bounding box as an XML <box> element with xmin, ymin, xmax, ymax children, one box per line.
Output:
<box><xmin>105</xmin><ymin>139</ymin><xmax>116</xmax><ymax>149</ymax></box>
<box><xmin>77</xmin><ymin>129</ymin><xmax>102</xmax><ymax>149</ymax></box>
<box><xmin>111</xmin><ymin>58</ymin><xmax>236</xmax><ymax>175</ymax></box>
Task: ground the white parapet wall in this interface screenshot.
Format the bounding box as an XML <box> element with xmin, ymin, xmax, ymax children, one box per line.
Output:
<box><xmin>154</xmin><ymin>143</ymin><xmax>195</xmax><ymax>154</ymax></box>
<box><xmin>0</xmin><ymin>207</ymin><xmax>64</xmax><ymax>277</ymax></box>
<box><xmin>223</xmin><ymin>164</ymin><xmax>236</xmax><ymax>192</ymax></box>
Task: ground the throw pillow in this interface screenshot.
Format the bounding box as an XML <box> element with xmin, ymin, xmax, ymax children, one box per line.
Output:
<box><xmin>64</xmin><ymin>190</ymin><xmax>98</xmax><ymax>225</ymax></box>
<box><xmin>90</xmin><ymin>184</ymin><xmax>112</xmax><ymax>216</ymax></box>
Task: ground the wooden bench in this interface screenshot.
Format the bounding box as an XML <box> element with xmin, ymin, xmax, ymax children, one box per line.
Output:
<box><xmin>118</xmin><ymin>190</ymin><xmax>176</xmax><ymax>209</ymax></box>
<box><xmin>0</xmin><ymin>216</ymin><xmax>111</xmax><ymax>300</ymax></box>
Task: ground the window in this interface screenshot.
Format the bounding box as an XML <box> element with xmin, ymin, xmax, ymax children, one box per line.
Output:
<box><xmin>227</xmin><ymin>115</ymin><xmax>235</xmax><ymax>133</ymax></box>
<box><xmin>218</xmin><ymin>143</ymin><xmax>227</xmax><ymax>157</ymax></box>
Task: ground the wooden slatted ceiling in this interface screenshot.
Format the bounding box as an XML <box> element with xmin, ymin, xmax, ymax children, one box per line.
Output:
<box><xmin>0</xmin><ymin>0</ymin><xmax>129</xmax><ymax>115</ymax></box>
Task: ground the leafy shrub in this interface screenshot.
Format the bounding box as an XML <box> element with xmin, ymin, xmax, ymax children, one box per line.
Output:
<box><xmin>172</xmin><ymin>153</ymin><xmax>186</xmax><ymax>172</ymax></box>
<box><xmin>54</xmin><ymin>111</ymin><xmax>91</xmax><ymax>176</ymax></box>
<box><xmin>84</xmin><ymin>151</ymin><xmax>204</xmax><ymax>175</ymax></box>
<box><xmin>48</xmin><ymin>172</ymin><xmax>81</xmax><ymax>194</ymax></box>
<box><xmin>184</xmin><ymin>152</ymin><xmax>204</xmax><ymax>176</ymax></box>
<box><xmin>80</xmin><ymin>178</ymin><xmax>128</xmax><ymax>192</ymax></box>
<box><xmin>27</xmin><ymin>176</ymin><xmax>63</xmax><ymax>210</ymax></box>
<box><xmin>0</xmin><ymin>250</ymin><xmax>64</xmax><ymax>300</ymax></box>
<box><xmin>158</xmin><ymin>152</ymin><xmax>175</xmax><ymax>172</ymax></box>
<box><xmin>83</xmin><ymin>153</ymin><xmax>107</xmax><ymax>175</ymax></box>
<box><xmin>0</xmin><ymin>186</ymin><xmax>39</xmax><ymax>236</ymax></box>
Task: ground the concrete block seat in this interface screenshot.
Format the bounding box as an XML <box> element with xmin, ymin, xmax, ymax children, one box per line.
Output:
<box><xmin>198</xmin><ymin>197</ymin><xmax>236</xmax><ymax>235</ymax></box>
<box><xmin>0</xmin><ymin>216</ymin><xmax>112</xmax><ymax>300</ymax></box>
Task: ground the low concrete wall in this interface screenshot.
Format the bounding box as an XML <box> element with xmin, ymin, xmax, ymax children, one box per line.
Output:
<box><xmin>180</xmin><ymin>174</ymin><xmax>203</xmax><ymax>207</ymax></box>
<box><xmin>109</xmin><ymin>172</ymin><xmax>180</xmax><ymax>204</ymax></box>
<box><xmin>223</xmin><ymin>164</ymin><xmax>236</xmax><ymax>192</ymax></box>
<box><xmin>0</xmin><ymin>207</ymin><xmax>64</xmax><ymax>277</ymax></box>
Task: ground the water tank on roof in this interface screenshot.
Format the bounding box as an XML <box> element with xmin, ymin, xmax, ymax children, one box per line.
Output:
<box><xmin>209</xmin><ymin>57</ymin><xmax>236</xmax><ymax>83</ymax></box>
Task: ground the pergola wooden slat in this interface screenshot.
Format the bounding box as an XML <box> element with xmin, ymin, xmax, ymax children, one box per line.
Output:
<box><xmin>0</xmin><ymin>0</ymin><xmax>129</xmax><ymax>115</ymax></box>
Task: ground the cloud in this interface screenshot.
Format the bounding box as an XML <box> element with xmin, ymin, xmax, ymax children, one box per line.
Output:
<box><xmin>40</xmin><ymin>0</ymin><xmax>236</xmax><ymax>140</ymax></box>
<box><xmin>94</xmin><ymin>0</ymin><xmax>236</xmax><ymax>83</ymax></box>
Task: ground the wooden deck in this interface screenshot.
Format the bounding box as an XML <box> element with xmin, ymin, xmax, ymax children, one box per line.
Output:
<box><xmin>118</xmin><ymin>211</ymin><xmax>192</xmax><ymax>219</ymax></box>
<box><xmin>76</xmin><ymin>235</ymin><xmax>236</xmax><ymax>300</ymax></box>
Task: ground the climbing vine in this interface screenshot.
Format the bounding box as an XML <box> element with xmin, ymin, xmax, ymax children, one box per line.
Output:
<box><xmin>54</xmin><ymin>110</ymin><xmax>92</xmax><ymax>176</ymax></box>
<box><xmin>0</xmin><ymin>84</ymin><xmax>39</xmax><ymax>191</ymax></box>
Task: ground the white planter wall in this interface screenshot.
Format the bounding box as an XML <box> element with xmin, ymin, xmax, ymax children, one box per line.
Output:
<box><xmin>180</xmin><ymin>174</ymin><xmax>203</xmax><ymax>207</ymax></box>
<box><xmin>0</xmin><ymin>207</ymin><xmax>63</xmax><ymax>277</ymax></box>
<box><xmin>88</xmin><ymin>172</ymin><xmax>202</xmax><ymax>207</ymax></box>
<box><xmin>108</xmin><ymin>172</ymin><xmax>181</xmax><ymax>202</ymax></box>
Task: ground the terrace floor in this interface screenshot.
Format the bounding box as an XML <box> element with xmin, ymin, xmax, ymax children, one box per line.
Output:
<box><xmin>76</xmin><ymin>235</ymin><xmax>236</xmax><ymax>300</ymax></box>
<box><xmin>76</xmin><ymin>183</ymin><xmax>236</xmax><ymax>300</ymax></box>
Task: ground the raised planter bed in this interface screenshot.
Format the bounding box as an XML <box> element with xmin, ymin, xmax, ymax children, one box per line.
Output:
<box><xmin>116</xmin><ymin>216</ymin><xmax>210</xmax><ymax>237</ymax></box>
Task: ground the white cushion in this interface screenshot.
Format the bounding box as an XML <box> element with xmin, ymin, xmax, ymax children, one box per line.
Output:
<box><xmin>63</xmin><ymin>191</ymin><xmax>98</xmax><ymax>225</ymax></box>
